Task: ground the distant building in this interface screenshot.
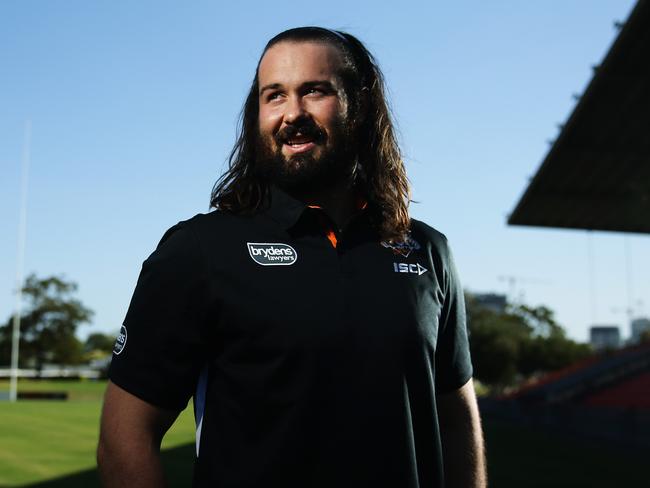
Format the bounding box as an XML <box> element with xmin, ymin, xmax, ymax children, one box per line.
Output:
<box><xmin>590</xmin><ymin>326</ymin><xmax>621</xmax><ymax>351</ymax></box>
<box><xmin>631</xmin><ymin>318</ymin><xmax>650</xmax><ymax>344</ymax></box>
<box><xmin>474</xmin><ymin>293</ymin><xmax>507</xmax><ymax>314</ymax></box>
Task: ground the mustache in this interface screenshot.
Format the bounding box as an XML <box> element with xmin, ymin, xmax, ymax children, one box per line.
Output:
<box><xmin>274</xmin><ymin>120</ymin><xmax>326</xmax><ymax>144</ymax></box>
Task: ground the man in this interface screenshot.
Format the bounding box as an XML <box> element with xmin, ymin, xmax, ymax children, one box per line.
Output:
<box><xmin>98</xmin><ymin>27</ymin><xmax>486</xmax><ymax>488</ymax></box>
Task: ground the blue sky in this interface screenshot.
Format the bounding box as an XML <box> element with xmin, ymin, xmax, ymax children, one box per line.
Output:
<box><xmin>1</xmin><ymin>0</ymin><xmax>647</xmax><ymax>344</ymax></box>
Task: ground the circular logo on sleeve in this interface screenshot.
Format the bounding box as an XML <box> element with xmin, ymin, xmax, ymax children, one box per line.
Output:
<box><xmin>113</xmin><ymin>325</ymin><xmax>127</xmax><ymax>355</ymax></box>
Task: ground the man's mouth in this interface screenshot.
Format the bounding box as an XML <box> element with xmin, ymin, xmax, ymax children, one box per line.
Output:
<box><xmin>283</xmin><ymin>134</ymin><xmax>317</xmax><ymax>154</ymax></box>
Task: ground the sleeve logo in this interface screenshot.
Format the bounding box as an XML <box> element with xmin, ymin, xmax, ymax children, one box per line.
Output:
<box><xmin>247</xmin><ymin>243</ymin><xmax>298</xmax><ymax>266</ymax></box>
<box><xmin>113</xmin><ymin>325</ymin><xmax>127</xmax><ymax>355</ymax></box>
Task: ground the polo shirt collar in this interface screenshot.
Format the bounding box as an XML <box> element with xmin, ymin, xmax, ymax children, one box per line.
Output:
<box><xmin>264</xmin><ymin>184</ymin><xmax>372</xmax><ymax>235</ymax></box>
<box><xmin>264</xmin><ymin>185</ymin><xmax>309</xmax><ymax>230</ymax></box>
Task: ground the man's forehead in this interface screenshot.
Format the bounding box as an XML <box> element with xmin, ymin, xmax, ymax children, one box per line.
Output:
<box><xmin>257</xmin><ymin>41</ymin><xmax>344</xmax><ymax>85</ymax></box>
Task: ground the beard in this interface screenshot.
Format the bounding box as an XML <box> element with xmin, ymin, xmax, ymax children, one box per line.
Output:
<box><xmin>255</xmin><ymin>116</ymin><xmax>356</xmax><ymax>194</ymax></box>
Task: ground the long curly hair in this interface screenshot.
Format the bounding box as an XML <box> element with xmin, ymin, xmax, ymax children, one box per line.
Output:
<box><xmin>210</xmin><ymin>27</ymin><xmax>411</xmax><ymax>242</ymax></box>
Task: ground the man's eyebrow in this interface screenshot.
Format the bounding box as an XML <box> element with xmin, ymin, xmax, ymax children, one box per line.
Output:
<box><xmin>259</xmin><ymin>80</ymin><xmax>337</xmax><ymax>96</ymax></box>
<box><xmin>259</xmin><ymin>83</ymin><xmax>281</xmax><ymax>96</ymax></box>
<box><xmin>302</xmin><ymin>80</ymin><xmax>336</xmax><ymax>90</ymax></box>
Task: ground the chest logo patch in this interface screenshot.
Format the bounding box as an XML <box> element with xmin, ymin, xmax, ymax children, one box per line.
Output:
<box><xmin>247</xmin><ymin>242</ymin><xmax>298</xmax><ymax>266</ymax></box>
<box><xmin>394</xmin><ymin>262</ymin><xmax>428</xmax><ymax>276</ymax></box>
<box><xmin>381</xmin><ymin>236</ymin><xmax>421</xmax><ymax>258</ymax></box>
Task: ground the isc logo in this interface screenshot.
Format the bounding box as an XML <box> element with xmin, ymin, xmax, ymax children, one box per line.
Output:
<box><xmin>393</xmin><ymin>262</ymin><xmax>428</xmax><ymax>276</ymax></box>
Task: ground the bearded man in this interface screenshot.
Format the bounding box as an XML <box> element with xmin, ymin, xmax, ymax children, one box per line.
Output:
<box><xmin>98</xmin><ymin>27</ymin><xmax>486</xmax><ymax>488</ymax></box>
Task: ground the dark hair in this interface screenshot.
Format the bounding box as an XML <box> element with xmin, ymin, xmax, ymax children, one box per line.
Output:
<box><xmin>210</xmin><ymin>26</ymin><xmax>411</xmax><ymax>241</ymax></box>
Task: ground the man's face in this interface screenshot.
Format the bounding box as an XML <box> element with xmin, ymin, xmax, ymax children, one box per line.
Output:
<box><xmin>256</xmin><ymin>40</ymin><xmax>354</xmax><ymax>191</ymax></box>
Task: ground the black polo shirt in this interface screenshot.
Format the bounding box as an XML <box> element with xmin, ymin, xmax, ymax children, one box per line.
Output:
<box><xmin>109</xmin><ymin>186</ymin><xmax>472</xmax><ymax>488</ymax></box>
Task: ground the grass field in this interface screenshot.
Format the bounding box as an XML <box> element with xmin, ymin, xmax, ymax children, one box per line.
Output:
<box><xmin>0</xmin><ymin>380</ymin><xmax>194</xmax><ymax>487</ymax></box>
<box><xmin>0</xmin><ymin>379</ymin><xmax>646</xmax><ymax>487</ymax></box>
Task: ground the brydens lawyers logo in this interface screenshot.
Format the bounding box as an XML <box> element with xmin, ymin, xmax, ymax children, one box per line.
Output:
<box><xmin>113</xmin><ymin>325</ymin><xmax>127</xmax><ymax>355</ymax></box>
<box><xmin>247</xmin><ymin>242</ymin><xmax>298</xmax><ymax>266</ymax></box>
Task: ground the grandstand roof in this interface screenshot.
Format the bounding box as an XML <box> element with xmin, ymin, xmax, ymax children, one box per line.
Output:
<box><xmin>508</xmin><ymin>0</ymin><xmax>650</xmax><ymax>234</ymax></box>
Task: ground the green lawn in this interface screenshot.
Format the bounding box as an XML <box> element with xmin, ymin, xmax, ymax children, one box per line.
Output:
<box><xmin>0</xmin><ymin>380</ymin><xmax>646</xmax><ymax>487</ymax></box>
<box><xmin>0</xmin><ymin>380</ymin><xmax>195</xmax><ymax>487</ymax></box>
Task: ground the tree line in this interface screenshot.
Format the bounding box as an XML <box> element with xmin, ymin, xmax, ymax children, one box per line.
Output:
<box><xmin>0</xmin><ymin>274</ymin><xmax>115</xmax><ymax>372</ymax></box>
<box><xmin>465</xmin><ymin>293</ymin><xmax>593</xmax><ymax>390</ymax></box>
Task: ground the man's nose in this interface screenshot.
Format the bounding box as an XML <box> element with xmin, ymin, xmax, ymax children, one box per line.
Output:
<box><xmin>283</xmin><ymin>95</ymin><xmax>308</xmax><ymax>124</ymax></box>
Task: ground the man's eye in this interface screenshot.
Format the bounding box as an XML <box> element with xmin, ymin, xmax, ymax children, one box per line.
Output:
<box><xmin>266</xmin><ymin>92</ymin><xmax>282</xmax><ymax>101</ymax></box>
<box><xmin>306</xmin><ymin>88</ymin><xmax>325</xmax><ymax>96</ymax></box>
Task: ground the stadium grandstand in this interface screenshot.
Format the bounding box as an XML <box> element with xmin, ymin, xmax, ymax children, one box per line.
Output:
<box><xmin>481</xmin><ymin>342</ymin><xmax>650</xmax><ymax>447</ymax></box>
<box><xmin>490</xmin><ymin>0</ymin><xmax>650</xmax><ymax>448</ymax></box>
<box><xmin>508</xmin><ymin>0</ymin><xmax>650</xmax><ymax>234</ymax></box>
<box><xmin>503</xmin><ymin>342</ymin><xmax>650</xmax><ymax>408</ymax></box>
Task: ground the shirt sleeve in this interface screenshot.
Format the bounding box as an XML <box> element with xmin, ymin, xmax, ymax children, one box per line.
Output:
<box><xmin>108</xmin><ymin>222</ymin><xmax>213</xmax><ymax>411</ymax></box>
<box><xmin>434</xmin><ymin>238</ymin><xmax>473</xmax><ymax>394</ymax></box>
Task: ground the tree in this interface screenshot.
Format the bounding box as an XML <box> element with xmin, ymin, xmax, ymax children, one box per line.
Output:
<box><xmin>511</xmin><ymin>304</ymin><xmax>565</xmax><ymax>338</ymax></box>
<box><xmin>465</xmin><ymin>294</ymin><xmax>530</xmax><ymax>387</ymax></box>
<box><xmin>465</xmin><ymin>293</ymin><xmax>593</xmax><ymax>389</ymax></box>
<box><xmin>0</xmin><ymin>274</ymin><xmax>93</xmax><ymax>372</ymax></box>
<box><xmin>84</xmin><ymin>332</ymin><xmax>116</xmax><ymax>355</ymax></box>
<box><xmin>510</xmin><ymin>303</ymin><xmax>591</xmax><ymax>375</ymax></box>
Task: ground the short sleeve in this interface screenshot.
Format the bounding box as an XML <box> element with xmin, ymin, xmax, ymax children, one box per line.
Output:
<box><xmin>434</xmin><ymin>239</ymin><xmax>473</xmax><ymax>394</ymax></box>
<box><xmin>109</xmin><ymin>222</ymin><xmax>213</xmax><ymax>411</ymax></box>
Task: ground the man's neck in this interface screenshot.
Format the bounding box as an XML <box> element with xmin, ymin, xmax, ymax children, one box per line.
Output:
<box><xmin>289</xmin><ymin>179</ymin><xmax>359</xmax><ymax>231</ymax></box>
